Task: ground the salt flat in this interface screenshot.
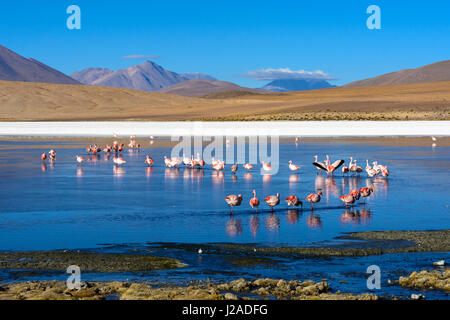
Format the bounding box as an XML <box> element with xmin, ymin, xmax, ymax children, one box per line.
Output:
<box><xmin>0</xmin><ymin>121</ymin><xmax>449</xmax><ymax>137</ymax></box>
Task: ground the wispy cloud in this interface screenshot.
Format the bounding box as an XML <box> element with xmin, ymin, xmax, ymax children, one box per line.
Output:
<box><xmin>241</xmin><ymin>68</ymin><xmax>336</xmax><ymax>81</ymax></box>
<box><xmin>123</xmin><ymin>54</ymin><xmax>160</xmax><ymax>59</ymax></box>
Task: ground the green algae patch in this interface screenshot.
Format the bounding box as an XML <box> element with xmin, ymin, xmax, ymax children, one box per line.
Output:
<box><xmin>215</xmin><ymin>229</ymin><xmax>450</xmax><ymax>257</ymax></box>
<box><xmin>0</xmin><ymin>251</ymin><xmax>187</xmax><ymax>273</ymax></box>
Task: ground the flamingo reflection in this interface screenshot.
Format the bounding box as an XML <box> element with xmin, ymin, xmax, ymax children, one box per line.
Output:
<box><xmin>226</xmin><ymin>217</ymin><xmax>242</xmax><ymax>237</ymax></box>
<box><xmin>265</xmin><ymin>214</ymin><xmax>280</xmax><ymax>232</ymax></box>
<box><xmin>212</xmin><ymin>170</ymin><xmax>224</xmax><ymax>184</ymax></box>
<box><xmin>286</xmin><ymin>209</ymin><xmax>300</xmax><ymax>224</ymax></box>
<box><xmin>145</xmin><ymin>166</ymin><xmax>154</xmax><ymax>178</ymax></box>
<box><xmin>41</xmin><ymin>163</ymin><xmax>47</xmax><ymax>172</ymax></box>
<box><xmin>250</xmin><ymin>215</ymin><xmax>259</xmax><ymax>237</ymax></box>
<box><xmin>113</xmin><ymin>166</ymin><xmax>125</xmax><ymax>177</ymax></box>
<box><xmin>262</xmin><ymin>174</ymin><xmax>272</xmax><ymax>183</ymax></box>
<box><xmin>289</xmin><ymin>174</ymin><xmax>299</xmax><ymax>184</ymax></box>
<box><xmin>165</xmin><ymin>168</ymin><xmax>180</xmax><ymax>179</ymax></box>
<box><xmin>243</xmin><ymin>173</ymin><xmax>253</xmax><ymax>181</ymax></box>
<box><xmin>76</xmin><ymin>167</ymin><xmax>84</xmax><ymax>177</ymax></box>
<box><xmin>306</xmin><ymin>213</ymin><xmax>322</xmax><ymax>229</ymax></box>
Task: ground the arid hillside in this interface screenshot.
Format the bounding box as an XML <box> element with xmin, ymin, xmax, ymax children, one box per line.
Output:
<box><xmin>0</xmin><ymin>80</ymin><xmax>449</xmax><ymax>121</ymax></box>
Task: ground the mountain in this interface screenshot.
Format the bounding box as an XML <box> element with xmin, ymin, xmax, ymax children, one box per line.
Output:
<box><xmin>261</xmin><ymin>79</ymin><xmax>334</xmax><ymax>92</ymax></box>
<box><xmin>0</xmin><ymin>45</ymin><xmax>80</xmax><ymax>85</ymax></box>
<box><xmin>71</xmin><ymin>62</ymin><xmax>218</xmax><ymax>92</ymax></box>
<box><xmin>159</xmin><ymin>79</ymin><xmax>263</xmax><ymax>97</ymax></box>
<box><xmin>71</xmin><ymin>68</ymin><xmax>114</xmax><ymax>84</ymax></box>
<box><xmin>180</xmin><ymin>72</ymin><xmax>217</xmax><ymax>81</ymax></box>
<box><xmin>344</xmin><ymin>60</ymin><xmax>450</xmax><ymax>87</ymax></box>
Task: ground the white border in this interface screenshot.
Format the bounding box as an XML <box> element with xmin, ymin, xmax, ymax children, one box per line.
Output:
<box><xmin>0</xmin><ymin>121</ymin><xmax>448</xmax><ymax>137</ymax></box>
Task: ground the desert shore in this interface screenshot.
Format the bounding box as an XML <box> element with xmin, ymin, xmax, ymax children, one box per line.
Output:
<box><xmin>0</xmin><ymin>80</ymin><xmax>449</xmax><ymax>121</ymax></box>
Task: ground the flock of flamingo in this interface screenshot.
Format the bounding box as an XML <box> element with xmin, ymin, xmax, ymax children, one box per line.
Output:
<box><xmin>39</xmin><ymin>136</ymin><xmax>390</xmax><ymax>215</ymax></box>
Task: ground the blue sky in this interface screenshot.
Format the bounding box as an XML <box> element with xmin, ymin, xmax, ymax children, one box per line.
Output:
<box><xmin>0</xmin><ymin>0</ymin><xmax>449</xmax><ymax>87</ymax></box>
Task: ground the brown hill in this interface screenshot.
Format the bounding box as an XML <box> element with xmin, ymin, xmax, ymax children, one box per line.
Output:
<box><xmin>0</xmin><ymin>45</ymin><xmax>80</xmax><ymax>85</ymax></box>
<box><xmin>158</xmin><ymin>79</ymin><xmax>263</xmax><ymax>97</ymax></box>
<box><xmin>0</xmin><ymin>80</ymin><xmax>448</xmax><ymax>121</ymax></box>
<box><xmin>344</xmin><ymin>60</ymin><xmax>450</xmax><ymax>87</ymax></box>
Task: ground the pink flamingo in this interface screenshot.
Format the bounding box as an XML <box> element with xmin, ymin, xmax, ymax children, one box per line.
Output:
<box><xmin>113</xmin><ymin>157</ymin><xmax>126</xmax><ymax>165</ymax></box>
<box><xmin>305</xmin><ymin>191</ymin><xmax>323</xmax><ymax>210</ymax></box>
<box><xmin>264</xmin><ymin>193</ymin><xmax>280</xmax><ymax>212</ymax></box>
<box><xmin>339</xmin><ymin>194</ymin><xmax>355</xmax><ymax>207</ymax></box>
<box><xmin>288</xmin><ymin>160</ymin><xmax>300</xmax><ymax>171</ymax></box>
<box><xmin>225</xmin><ymin>194</ymin><xmax>243</xmax><ymax>213</ymax></box>
<box><xmin>285</xmin><ymin>195</ymin><xmax>302</xmax><ymax>208</ymax></box>
<box><xmin>76</xmin><ymin>155</ymin><xmax>85</xmax><ymax>163</ymax></box>
<box><xmin>313</xmin><ymin>155</ymin><xmax>344</xmax><ymax>174</ymax></box>
<box><xmin>358</xmin><ymin>187</ymin><xmax>373</xmax><ymax>204</ymax></box>
<box><xmin>261</xmin><ymin>161</ymin><xmax>272</xmax><ymax>172</ymax></box>
<box><xmin>40</xmin><ymin>153</ymin><xmax>47</xmax><ymax>160</ymax></box>
<box><xmin>145</xmin><ymin>155</ymin><xmax>154</xmax><ymax>166</ymax></box>
<box><xmin>249</xmin><ymin>190</ymin><xmax>260</xmax><ymax>211</ymax></box>
<box><xmin>243</xmin><ymin>163</ymin><xmax>254</xmax><ymax>170</ymax></box>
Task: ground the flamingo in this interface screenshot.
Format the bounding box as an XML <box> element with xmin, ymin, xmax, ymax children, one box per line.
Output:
<box><xmin>145</xmin><ymin>155</ymin><xmax>154</xmax><ymax>166</ymax></box>
<box><xmin>243</xmin><ymin>163</ymin><xmax>254</xmax><ymax>170</ymax></box>
<box><xmin>342</xmin><ymin>165</ymin><xmax>349</xmax><ymax>175</ymax></box>
<box><xmin>182</xmin><ymin>154</ymin><xmax>191</xmax><ymax>166</ymax></box>
<box><xmin>261</xmin><ymin>161</ymin><xmax>272</xmax><ymax>172</ymax></box>
<box><xmin>349</xmin><ymin>157</ymin><xmax>363</xmax><ymax>174</ymax></box>
<box><xmin>305</xmin><ymin>191</ymin><xmax>322</xmax><ymax>210</ymax></box>
<box><xmin>380</xmin><ymin>164</ymin><xmax>389</xmax><ymax>177</ymax></box>
<box><xmin>365</xmin><ymin>160</ymin><xmax>377</xmax><ymax>177</ymax></box>
<box><xmin>76</xmin><ymin>155</ymin><xmax>85</xmax><ymax>163</ymax></box>
<box><xmin>285</xmin><ymin>195</ymin><xmax>303</xmax><ymax>208</ymax></box>
<box><xmin>40</xmin><ymin>153</ymin><xmax>47</xmax><ymax>160</ymax></box>
<box><xmin>339</xmin><ymin>194</ymin><xmax>355</xmax><ymax>207</ymax></box>
<box><xmin>288</xmin><ymin>160</ymin><xmax>300</xmax><ymax>172</ymax></box>
<box><xmin>225</xmin><ymin>194</ymin><xmax>243</xmax><ymax>213</ymax></box>
<box><xmin>313</xmin><ymin>155</ymin><xmax>323</xmax><ymax>174</ymax></box>
<box><xmin>249</xmin><ymin>190</ymin><xmax>260</xmax><ymax>211</ymax></box>
<box><xmin>113</xmin><ymin>157</ymin><xmax>126</xmax><ymax>165</ymax></box>
<box><xmin>358</xmin><ymin>187</ymin><xmax>373</xmax><ymax>204</ymax></box>
<box><xmin>231</xmin><ymin>163</ymin><xmax>238</xmax><ymax>173</ymax></box>
<box><xmin>195</xmin><ymin>153</ymin><xmax>206</xmax><ymax>168</ymax></box>
<box><xmin>212</xmin><ymin>161</ymin><xmax>225</xmax><ymax>171</ymax></box>
<box><xmin>313</xmin><ymin>155</ymin><xmax>344</xmax><ymax>174</ymax></box>
<box><xmin>264</xmin><ymin>193</ymin><xmax>280</xmax><ymax>212</ymax></box>
<box><xmin>349</xmin><ymin>189</ymin><xmax>361</xmax><ymax>201</ymax></box>
<box><xmin>48</xmin><ymin>150</ymin><xmax>56</xmax><ymax>160</ymax></box>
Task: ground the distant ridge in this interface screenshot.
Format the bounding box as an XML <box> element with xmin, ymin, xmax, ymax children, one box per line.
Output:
<box><xmin>0</xmin><ymin>44</ymin><xmax>80</xmax><ymax>85</ymax></box>
<box><xmin>261</xmin><ymin>79</ymin><xmax>334</xmax><ymax>92</ymax></box>
<box><xmin>159</xmin><ymin>79</ymin><xmax>263</xmax><ymax>97</ymax></box>
<box><xmin>71</xmin><ymin>62</ymin><xmax>219</xmax><ymax>92</ymax></box>
<box><xmin>344</xmin><ymin>60</ymin><xmax>450</xmax><ymax>87</ymax></box>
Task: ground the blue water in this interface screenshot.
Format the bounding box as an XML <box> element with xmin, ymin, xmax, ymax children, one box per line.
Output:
<box><xmin>0</xmin><ymin>138</ymin><xmax>449</xmax><ymax>298</ymax></box>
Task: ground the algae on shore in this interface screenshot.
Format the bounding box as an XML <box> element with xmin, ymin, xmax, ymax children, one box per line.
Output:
<box><xmin>0</xmin><ymin>251</ymin><xmax>187</xmax><ymax>273</ymax></box>
<box><xmin>216</xmin><ymin>229</ymin><xmax>450</xmax><ymax>257</ymax></box>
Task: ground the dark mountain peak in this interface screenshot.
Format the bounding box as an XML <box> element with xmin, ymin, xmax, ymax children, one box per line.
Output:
<box><xmin>0</xmin><ymin>44</ymin><xmax>80</xmax><ymax>85</ymax></box>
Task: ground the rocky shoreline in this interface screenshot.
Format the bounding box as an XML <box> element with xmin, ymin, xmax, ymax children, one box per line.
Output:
<box><xmin>0</xmin><ymin>278</ymin><xmax>378</xmax><ymax>300</ymax></box>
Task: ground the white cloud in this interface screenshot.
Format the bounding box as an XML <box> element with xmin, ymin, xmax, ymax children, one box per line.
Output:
<box><xmin>123</xmin><ymin>55</ymin><xmax>160</xmax><ymax>59</ymax></box>
<box><xmin>241</xmin><ymin>68</ymin><xmax>335</xmax><ymax>81</ymax></box>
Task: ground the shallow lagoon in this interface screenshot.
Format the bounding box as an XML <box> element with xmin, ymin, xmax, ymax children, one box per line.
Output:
<box><xmin>0</xmin><ymin>138</ymin><xmax>449</xmax><ymax>298</ymax></box>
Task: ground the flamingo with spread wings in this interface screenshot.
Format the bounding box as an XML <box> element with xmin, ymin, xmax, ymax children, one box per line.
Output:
<box><xmin>313</xmin><ymin>155</ymin><xmax>344</xmax><ymax>174</ymax></box>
